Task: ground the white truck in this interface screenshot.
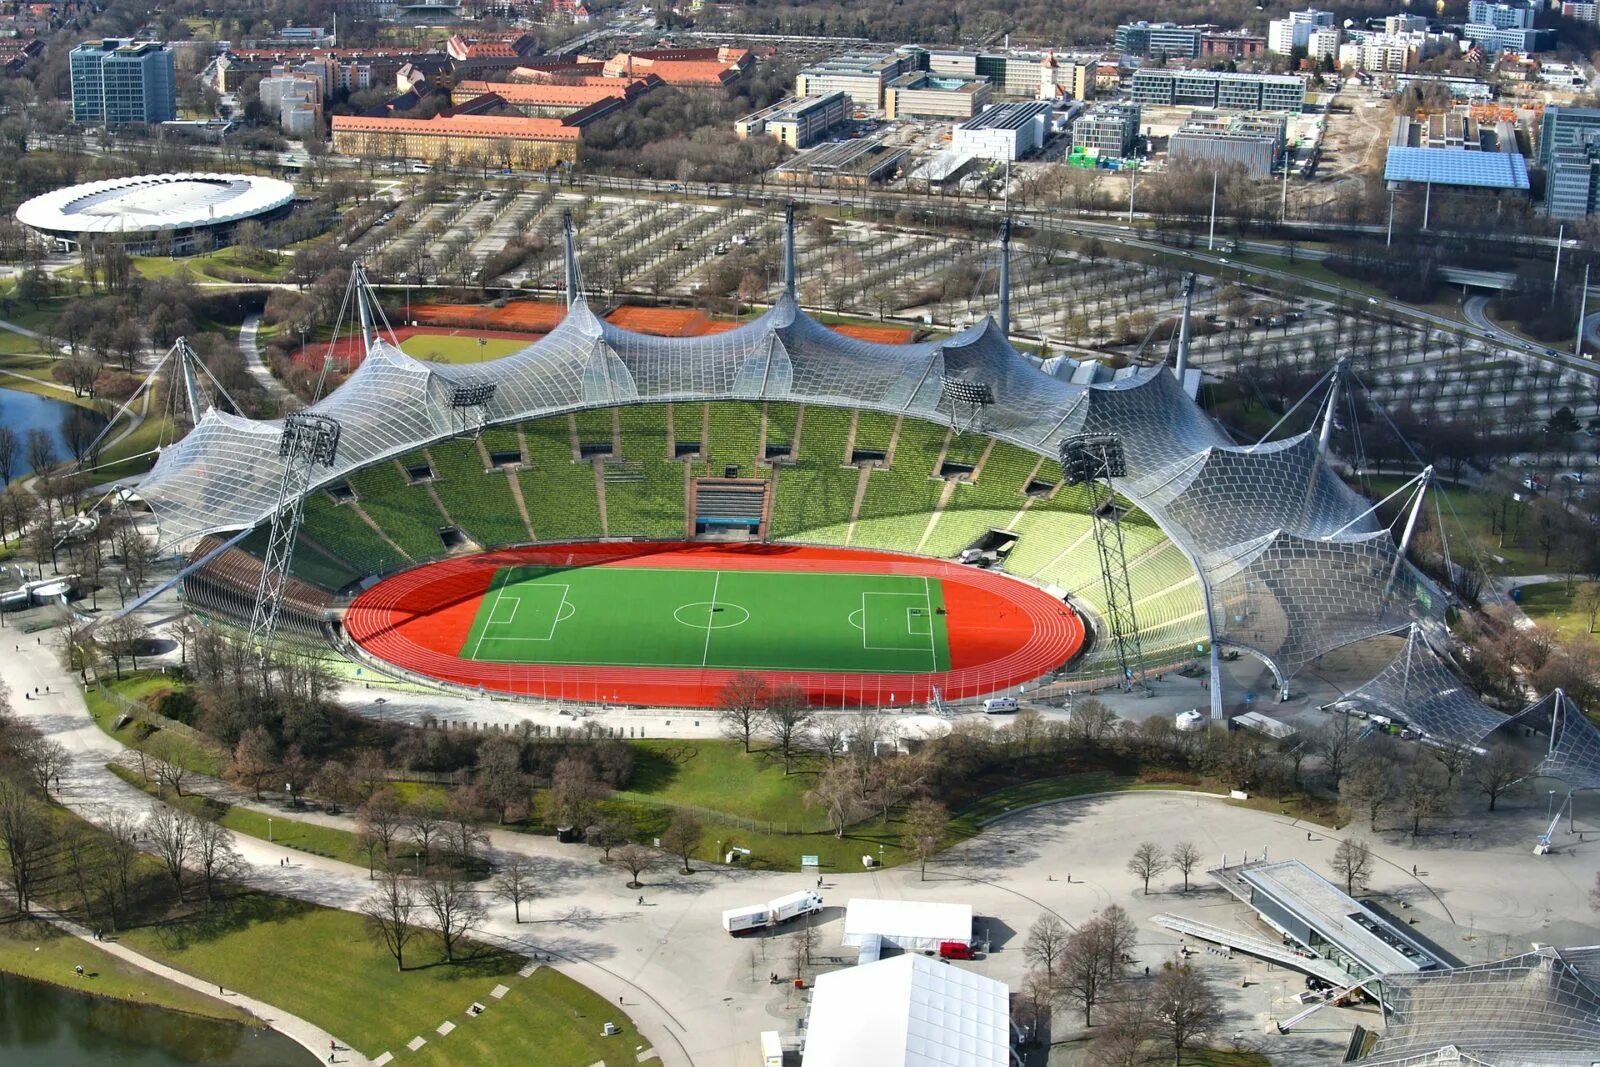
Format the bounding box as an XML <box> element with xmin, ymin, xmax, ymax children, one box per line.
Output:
<box><xmin>721</xmin><ymin>890</ymin><xmax>823</xmax><ymax>935</ymax></box>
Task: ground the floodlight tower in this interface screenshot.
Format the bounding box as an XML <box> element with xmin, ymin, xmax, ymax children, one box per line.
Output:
<box><xmin>1061</xmin><ymin>432</ymin><xmax>1147</xmax><ymax>690</ymax></box>
<box><xmin>248</xmin><ymin>412</ymin><xmax>342</xmax><ymax>657</ymax></box>
<box><xmin>941</xmin><ymin>372</ymin><xmax>994</xmax><ymax>434</ymax></box>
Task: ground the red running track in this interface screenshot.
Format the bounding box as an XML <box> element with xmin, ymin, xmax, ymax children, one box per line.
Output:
<box><xmin>343</xmin><ymin>542</ymin><xmax>1085</xmax><ymax>708</ymax></box>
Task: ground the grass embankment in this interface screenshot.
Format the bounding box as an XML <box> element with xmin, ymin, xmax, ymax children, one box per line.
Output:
<box><xmin>1516</xmin><ymin>580</ymin><xmax>1600</xmax><ymax>644</ymax></box>
<box><xmin>117</xmin><ymin>894</ymin><xmax>601</xmax><ymax>1063</ymax></box>
<box><xmin>0</xmin><ymin>916</ymin><xmax>260</xmax><ymax>1025</ymax></box>
<box><xmin>85</xmin><ymin>672</ymin><xmax>225</xmax><ymax>778</ymax></box>
<box><xmin>408</xmin><ymin>966</ymin><xmax>655</xmax><ymax>1067</ymax></box>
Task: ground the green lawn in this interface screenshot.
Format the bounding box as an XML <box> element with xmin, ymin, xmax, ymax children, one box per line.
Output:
<box><xmin>463</xmin><ymin>564</ymin><xmax>950</xmax><ymax>673</ymax></box>
<box><xmin>408</xmin><ymin>966</ymin><xmax>656</xmax><ymax>1067</ymax></box>
<box><xmin>0</xmin><ymin>917</ymin><xmax>259</xmax><ymax>1026</ymax></box>
<box><xmin>1517</xmin><ymin>580</ymin><xmax>1600</xmax><ymax>644</ymax></box>
<box><xmin>399</xmin><ymin>334</ymin><xmax>529</xmax><ymax>364</ymax></box>
<box><xmin>1360</xmin><ymin>474</ymin><xmax>1541</xmax><ymax>574</ymax></box>
<box><xmin>119</xmin><ymin>894</ymin><xmax>531</xmax><ymax>1060</ymax></box>
<box><xmin>621</xmin><ymin>739</ymin><xmax>823</xmax><ymax>826</ymax></box>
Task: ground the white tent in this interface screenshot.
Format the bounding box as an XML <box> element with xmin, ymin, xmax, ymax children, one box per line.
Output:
<box><xmin>802</xmin><ymin>953</ymin><xmax>1011</xmax><ymax>1067</ymax></box>
<box><xmin>842</xmin><ymin>898</ymin><xmax>973</xmax><ymax>954</ymax></box>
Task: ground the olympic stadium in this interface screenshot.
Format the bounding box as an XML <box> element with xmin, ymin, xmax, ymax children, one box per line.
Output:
<box><xmin>14</xmin><ymin>172</ymin><xmax>296</xmax><ymax>254</ymax></box>
<box><xmin>115</xmin><ymin>210</ymin><xmax>1478</xmax><ymax>724</ymax></box>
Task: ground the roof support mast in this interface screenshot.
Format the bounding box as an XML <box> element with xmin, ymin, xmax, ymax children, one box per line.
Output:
<box><xmin>997</xmin><ymin>217</ymin><xmax>1012</xmax><ymax>337</ymax></box>
<box><xmin>782</xmin><ymin>199</ymin><xmax>797</xmax><ymax>300</ymax></box>
<box><xmin>1173</xmin><ymin>272</ymin><xmax>1196</xmax><ymax>382</ymax></box>
<box><xmin>1318</xmin><ymin>358</ymin><xmax>1346</xmax><ymax>455</ymax></box>
<box><xmin>562</xmin><ymin>209</ymin><xmax>582</xmax><ymax>307</ymax></box>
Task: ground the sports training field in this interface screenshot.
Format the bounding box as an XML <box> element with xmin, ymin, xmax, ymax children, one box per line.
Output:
<box><xmin>345</xmin><ymin>543</ymin><xmax>1084</xmax><ymax>707</ymax></box>
<box><xmin>462</xmin><ymin>564</ymin><xmax>950</xmax><ymax>673</ymax></box>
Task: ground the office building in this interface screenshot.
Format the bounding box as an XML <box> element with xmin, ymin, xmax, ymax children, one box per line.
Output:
<box><xmin>794</xmin><ymin>52</ymin><xmax>904</xmax><ymax>109</ymax></box>
<box><xmin>1541</xmin><ymin>107</ymin><xmax>1600</xmax><ymax>168</ymax></box>
<box><xmin>1338</xmin><ymin>35</ymin><xmax>1422</xmax><ymax>73</ymax></box>
<box><xmin>1385</xmin><ymin>13</ymin><xmax>1430</xmax><ymax>32</ymax></box>
<box><xmin>1461</xmin><ymin>23</ymin><xmax>1554</xmax><ymax>52</ymax></box>
<box><xmin>1467</xmin><ymin>0</ymin><xmax>1536</xmax><ymax>28</ymax></box>
<box><xmin>1072</xmin><ymin>103</ymin><xmax>1141</xmax><ymax>157</ymax></box>
<box><xmin>1308</xmin><ymin>27</ymin><xmax>1343</xmax><ymax>61</ymax></box>
<box><xmin>70</xmin><ymin>39</ymin><xmax>176</xmax><ymax>125</ymax></box>
<box><xmin>883</xmin><ymin>72</ymin><xmax>991</xmax><ymax>119</ymax></box>
<box><xmin>1201</xmin><ymin>31</ymin><xmax>1268</xmax><ymax>58</ymax></box>
<box><xmin>924</xmin><ymin>50</ymin><xmax>1091</xmax><ymax>100</ymax></box>
<box><xmin>1168</xmin><ymin>110</ymin><xmax>1287</xmax><ymax>177</ymax></box>
<box><xmin>1130</xmin><ymin>70</ymin><xmax>1307</xmax><ymax>113</ymax></box>
<box><xmin>1114</xmin><ymin>22</ymin><xmax>1204</xmax><ymax>59</ymax></box>
<box><xmin>330</xmin><ymin>112</ymin><xmax>580</xmax><ymax>169</ymax></box>
<box><xmin>1547</xmin><ymin>139</ymin><xmax>1600</xmax><ymax>218</ymax></box>
<box><xmin>735</xmin><ymin>92</ymin><xmax>849</xmax><ymax>148</ymax></box>
<box><xmin>1267</xmin><ymin>9</ymin><xmax>1335</xmax><ymax>55</ymax></box>
<box><xmin>951</xmin><ymin>101</ymin><xmax>1052</xmax><ymax>162</ymax></box>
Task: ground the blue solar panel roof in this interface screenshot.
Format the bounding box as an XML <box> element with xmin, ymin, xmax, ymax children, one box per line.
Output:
<box><xmin>1382</xmin><ymin>146</ymin><xmax>1530</xmax><ymax>190</ymax></box>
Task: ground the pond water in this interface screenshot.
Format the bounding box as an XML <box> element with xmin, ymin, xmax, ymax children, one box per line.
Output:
<box><xmin>0</xmin><ymin>385</ymin><xmax>76</xmax><ymax>473</ymax></box>
<box><xmin>0</xmin><ymin>972</ymin><xmax>319</xmax><ymax>1067</ymax></box>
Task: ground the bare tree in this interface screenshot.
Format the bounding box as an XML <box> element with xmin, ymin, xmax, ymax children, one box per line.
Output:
<box><xmin>661</xmin><ymin>809</ymin><xmax>704</xmax><ymax>874</ymax></box>
<box><xmin>1398</xmin><ymin>757</ymin><xmax>1453</xmax><ymax>839</ymax></box>
<box><xmin>0</xmin><ymin>778</ymin><xmax>50</xmax><ymax>912</ymax></box>
<box><xmin>474</xmin><ymin>735</ymin><xmax>528</xmax><ymax>824</ymax></box>
<box><xmin>611</xmin><ymin>842</ymin><xmax>657</xmax><ymax>889</ymax></box>
<box><xmin>1127</xmin><ymin>841</ymin><xmax>1170</xmax><ymax>895</ymax></box>
<box><xmin>1056</xmin><ymin>913</ymin><xmax>1123</xmax><ymax>1026</ymax></box>
<box><xmin>228</xmin><ymin>726</ymin><xmax>278</xmax><ymax>800</ymax></box>
<box><xmin>149</xmin><ymin>735</ymin><xmax>192</xmax><ymax>798</ymax></box>
<box><xmin>789</xmin><ymin>922</ymin><xmax>819</xmax><ymax>975</ymax></box>
<box><xmin>491</xmin><ymin>859</ymin><xmax>537</xmax><ymax>923</ymax></box>
<box><xmin>361</xmin><ymin>868</ymin><xmax>419</xmax><ymax>972</ymax></box>
<box><xmin>540</xmin><ymin>756</ymin><xmax>609</xmax><ymax>830</ymax></box>
<box><xmin>146</xmin><ymin>803</ymin><xmax>198</xmax><ymax>902</ymax></box>
<box><xmin>1169</xmin><ymin>841</ymin><xmax>1201</xmax><ymax>893</ymax></box>
<box><xmin>15</xmin><ymin>735</ymin><xmax>69</xmax><ymax>795</ymax></box>
<box><xmin>1307</xmin><ymin>715</ymin><xmax>1357</xmax><ymax>786</ymax></box>
<box><xmin>1342</xmin><ymin>751</ymin><xmax>1399</xmax><ymax>831</ymax></box>
<box><xmin>583</xmin><ymin>814</ymin><xmax>630</xmax><ymax>860</ymax></box>
<box><xmin>1469</xmin><ymin>745</ymin><xmax>1534</xmax><ymax>811</ymax></box>
<box><xmin>406</xmin><ymin>799</ymin><xmax>446</xmax><ymax>865</ymax></box>
<box><xmin>804</xmin><ymin>759</ymin><xmax>864</xmax><ymax>839</ymax></box>
<box><xmin>0</xmin><ymin>425</ymin><xmax>16</xmax><ymax>485</ymax></box>
<box><xmin>418</xmin><ymin>872</ymin><xmax>484</xmax><ymax>963</ymax></box>
<box><xmin>192</xmin><ymin>817</ymin><xmax>244</xmax><ymax>903</ymax></box>
<box><xmin>1093</xmin><ymin>995</ymin><xmax>1156</xmax><ymax>1067</ymax></box>
<box><xmin>762</xmin><ymin>686</ymin><xmax>814</xmax><ymax>774</ymax></box>
<box><xmin>356</xmin><ymin>787</ymin><xmax>406</xmax><ymax>873</ymax></box>
<box><xmin>1329</xmin><ymin>837</ymin><xmax>1373</xmax><ymax>895</ymax></box>
<box><xmin>1151</xmin><ymin>961</ymin><xmax>1223</xmax><ymax>1065</ymax></box>
<box><xmin>808</xmin><ymin>716</ymin><xmax>848</xmax><ymax>764</ymax></box>
<box><xmin>1023</xmin><ymin>913</ymin><xmax>1070</xmax><ymax>983</ymax></box>
<box><xmin>717</xmin><ymin>671</ymin><xmax>767</xmax><ymax>753</ymax></box>
<box><xmin>900</xmin><ymin>797</ymin><xmax>949</xmax><ymax>881</ymax></box>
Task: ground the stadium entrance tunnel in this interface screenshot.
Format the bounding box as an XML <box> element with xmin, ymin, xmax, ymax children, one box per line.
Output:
<box><xmin>343</xmin><ymin>542</ymin><xmax>1086</xmax><ymax>708</ymax></box>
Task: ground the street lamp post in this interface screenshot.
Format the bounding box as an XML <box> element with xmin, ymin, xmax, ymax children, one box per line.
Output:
<box><xmin>268</xmin><ymin>816</ymin><xmax>273</xmax><ymax>842</ymax></box>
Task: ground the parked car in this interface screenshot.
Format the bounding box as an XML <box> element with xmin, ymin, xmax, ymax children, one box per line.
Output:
<box><xmin>938</xmin><ymin>942</ymin><xmax>975</xmax><ymax>960</ymax></box>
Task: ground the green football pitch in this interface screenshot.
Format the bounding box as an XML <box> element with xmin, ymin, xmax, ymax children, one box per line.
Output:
<box><xmin>460</xmin><ymin>565</ymin><xmax>952</xmax><ymax>673</ymax></box>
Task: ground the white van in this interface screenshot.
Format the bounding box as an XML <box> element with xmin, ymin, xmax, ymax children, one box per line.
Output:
<box><xmin>983</xmin><ymin>697</ymin><xmax>1019</xmax><ymax>714</ymax></box>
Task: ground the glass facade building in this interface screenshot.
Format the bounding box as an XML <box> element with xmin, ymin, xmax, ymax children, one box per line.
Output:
<box><xmin>70</xmin><ymin>39</ymin><xmax>176</xmax><ymax>125</ymax></box>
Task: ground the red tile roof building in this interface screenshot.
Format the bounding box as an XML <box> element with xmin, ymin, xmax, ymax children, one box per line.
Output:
<box><xmin>331</xmin><ymin>106</ymin><xmax>580</xmax><ymax>168</ymax></box>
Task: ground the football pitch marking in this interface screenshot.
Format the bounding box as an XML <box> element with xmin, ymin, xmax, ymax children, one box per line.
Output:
<box><xmin>468</xmin><ymin>566</ymin><xmax>944</xmax><ymax>671</ymax></box>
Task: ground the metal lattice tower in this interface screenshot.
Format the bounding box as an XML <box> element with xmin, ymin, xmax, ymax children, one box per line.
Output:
<box><xmin>1061</xmin><ymin>432</ymin><xmax>1146</xmax><ymax>688</ymax></box>
<box><xmin>248</xmin><ymin>412</ymin><xmax>341</xmax><ymax>656</ymax></box>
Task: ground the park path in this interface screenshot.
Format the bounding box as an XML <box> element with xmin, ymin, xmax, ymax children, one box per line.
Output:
<box><xmin>0</xmin><ymin>315</ymin><xmax>43</xmax><ymax>340</ymax></box>
<box><xmin>238</xmin><ymin>313</ymin><xmax>292</xmax><ymax>403</ymax></box>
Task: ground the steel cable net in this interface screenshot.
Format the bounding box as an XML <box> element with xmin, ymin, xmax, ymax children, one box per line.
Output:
<box><xmin>1202</xmin><ymin>528</ymin><xmax>1437</xmax><ymax>678</ymax></box>
<box><xmin>1331</xmin><ymin>627</ymin><xmax>1512</xmax><ymax>747</ymax></box>
<box><xmin>134</xmin><ymin>293</ymin><xmax>1445</xmax><ymax>680</ymax></box>
<box><xmin>1360</xmin><ymin>946</ymin><xmax>1600</xmax><ymax>1066</ymax></box>
<box><xmin>1508</xmin><ymin>692</ymin><xmax>1600</xmax><ymax>792</ymax></box>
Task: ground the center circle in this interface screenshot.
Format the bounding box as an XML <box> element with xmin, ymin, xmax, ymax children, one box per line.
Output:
<box><xmin>673</xmin><ymin>601</ymin><xmax>751</xmax><ymax>629</ymax></box>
